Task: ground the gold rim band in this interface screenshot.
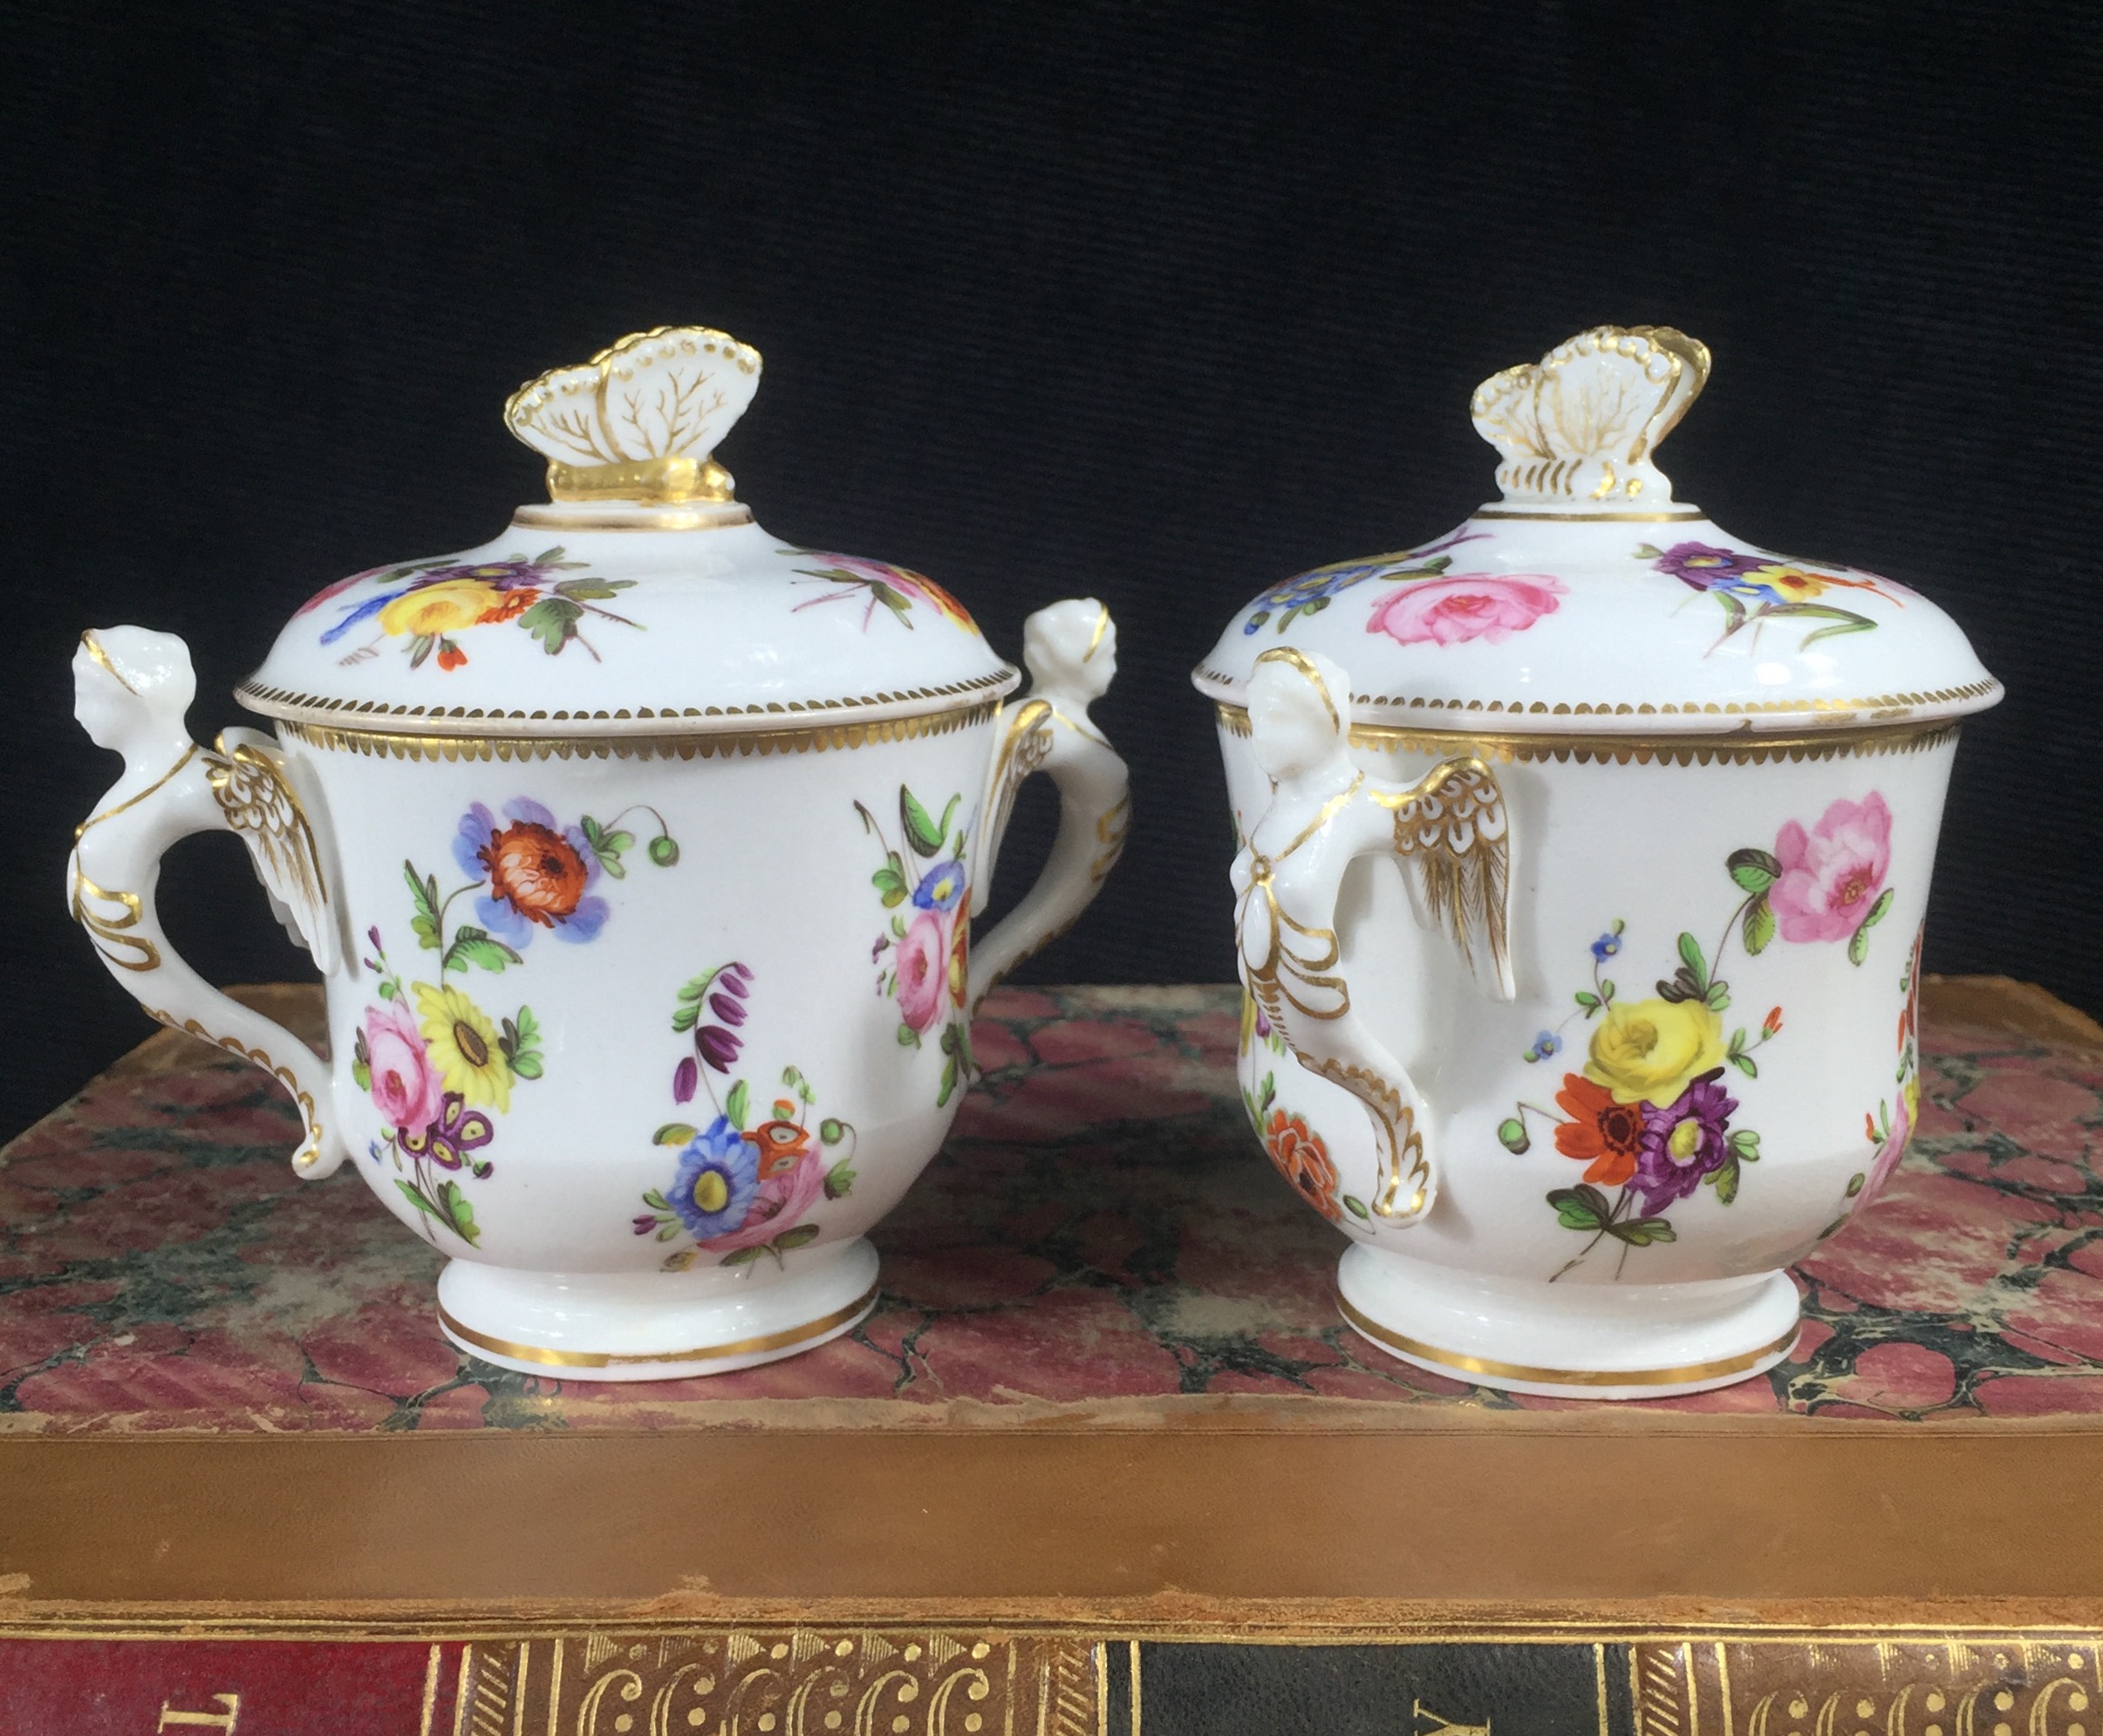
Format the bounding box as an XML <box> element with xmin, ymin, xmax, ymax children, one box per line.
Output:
<box><xmin>236</xmin><ymin>667</ymin><xmax>1017</xmax><ymax>732</ymax></box>
<box><xmin>1213</xmin><ymin>702</ymin><xmax>1962</xmax><ymax>765</ymax></box>
<box><xmin>1195</xmin><ymin>666</ymin><xmax>1999</xmax><ymax>727</ymax></box>
<box><xmin>437</xmin><ymin>1282</ymin><xmax>879</xmax><ymax>1369</ymax></box>
<box><xmin>276</xmin><ymin>699</ymin><xmax>1001</xmax><ymax>762</ymax></box>
<box><xmin>1337</xmin><ymin>1293</ymin><xmax>1799</xmax><ymax>1388</ymax></box>
<box><xmin>1473</xmin><ymin>507</ymin><xmax>1705</xmax><ymax>523</ymax></box>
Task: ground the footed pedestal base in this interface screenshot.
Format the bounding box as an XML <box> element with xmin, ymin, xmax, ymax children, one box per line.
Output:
<box><xmin>435</xmin><ymin>1237</ymin><xmax>880</xmax><ymax>1382</ymax></box>
<box><xmin>1336</xmin><ymin>1243</ymin><xmax>1799</xmax><ymax>1400</ymax></box>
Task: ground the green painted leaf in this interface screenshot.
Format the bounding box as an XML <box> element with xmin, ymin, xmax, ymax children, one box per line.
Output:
<box><xmin>1743</xmin><ymin>896</ymin><xmax>1776</xmax><ymax>955</ymax></box>
<box><xmin>1729</xmin><ymin>1053</ymin><xmax>1758</xmax><ymax>1078</ymax></box>
<box><xmin>820</xmin><ymin>1117</ymin><xmax>846</xmax><ymax>1146</ymax></box>
<box><xmin>1598</xmin><ymin>980</ymin><xmax>1615</xmax><ymax>1001</ymax></box>
<box><xmin>897</xmin><ymin>1023</ymin><xmax>920</xmax><ymax>1049</ymax></box>
<box><xmin>519</xmin><ymin>596</ymin><xmax>584</xmax><ymax>653</ymax></box>
<box><xmin>1712</xmin><ymin>1158</ymin><xmax>1740</xmax><ymax>1206</ymax></box>
<box><xmin>1497</xmin><ymin>1117</ymin><xmax>1531</xmax><ymax>1154</ymax></box>
<box><xmin>870</xmin><ymin>581</ymin><xmax>914</xmax><ymax>625</ymax></box>
<box><xmin>395</xmin><ymin>1179</ymin><xmax>443</xmax><ymax>1223</ymax></box>
<box><xmin>724</xmin><ymin>1079</ymin><xmax>749</xmax><ymax>1129</ymax></box>
<box><xmin>654</xmin><ymin>1123</ymin><xmax>699</xmax><ymax>1147</ymax></box>
<box><xmin>438</xmin><ymin>1181</ymin><xmax>480</xmax><ymax>1245</ymax></box>
<box><xmin>1862</xmin><ymin>886</ymin><xmax>1894</xmax><ymax>928</ymax></box>
<box><xmin>509</xmin><ymin>1052</ymin><xmax>543</xmax><ymax>1081</ymax></box>
<box><xmin>720</xmin><ymin>1245</ymin><xmax>763</xmax><ymax>1267</ymax></box>
<box><xmin>774</xmin><ymin>1224</ymin><xmax>822</xmax><ymax>1253</ymax></box>
<box><xmin>936</xmin><ymin>1055</ymin><xmax>959</xmax><ymax>1108</ymax></box>
<box><xmin>872</xmin><ymin>864</ymin><xmax>908</xmax><ymax>906</ymax></box>
<box><xmin>1547</xmin><ymin>1186</ymin><xmax>1603</xmax><ymax>1231</ymax></box>
<box><xmin>1574</xmin><ymin>990</ymin><xmax>1600</xmax><ymax>1010</ymax></box>
<box><xmin>352</xmin><ymin>1058</ymin><xmax>371</xmax><ymax>1090</ymax></box>
<box><xmin>1727</xmin><ymin>847</ymin><xmax>1782</xmax><ymax>893</ymax></box>
<box><xmin>900</xmin><ymin>787</ymin><xmax>948</xmax><ymax>858</ymax></box>
<box><xmin>1677</xmin><ymin>932</ymin><xmax>1709</xmax><ymax>991</ymax></box>
<box><xmin>672</xmin><ymin>1006</ymin><xmax>699</xmax><ymax>1032</ymax></box>
<box><xmin>1796</xmin><ymin>611</ymin><xmax>1878</xmax><ymax>647</ymax></box>
<box><xmin>1845</xmin><ymin>1171</ymin><xmax>1866</xmax><ymax>1198</ymax></box>
<box><xmin>443</xmin><ymin>926</ymin><xmax>522</xmax><ymax>975</ymax></box>
<box><xmin>551</xmin><ymin>578</ymin><xmax>627</xmax><ymax>601</ymax></box>
<box><xmin>642</xmin><ymin>1190</ymin><xmax>671</xmax><ymax>1211</ymax></box>
<box><xmin>1342</xmin><ymin>1195</ymin><xmax>1370</xmax><ymax>1220</ymax></box>
<box><xmin>1608</xmin><ymin>1215</ymin><xmax>1676</xmax><ymax>1246</ymax></box>
<box><xmin>1728</xmin><ymin>1128</ymin><xmax>1761</xmax><ymax>1161</ymax></box>
<box><xmin>1847</xmin><ymin>919</ymin><xmax>1873</xmax><ymax>967</ymax></box>
<box><xmin>823</xmin><ymin>1158</ymin><xmax>857</xmax><ymax>1199</ymax></box>
<box><xmin>408</xmin><ymin>633</ymin><xmax>436</xmax><ymax>669</ymax></box>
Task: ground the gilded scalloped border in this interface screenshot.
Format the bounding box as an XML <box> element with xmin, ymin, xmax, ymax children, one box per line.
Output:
<box><xmin>236</xmin><ymin>666</ymin><xmax>1019</xmax><ymax>733</ymax></box>
<box><xmin>278</xmin><ymin>700</ymin><xmax>1002</xmax><ymax>762</ymax></box>
<box><xmin>1212</xmin><ymin>702</ymin><xmax>1963</xmax><ymax>765</ymax></box>
<box><xmin>1192</xmin><ymin>666</ymin><xmax>1999</xmax><ymax>723</ymax></box>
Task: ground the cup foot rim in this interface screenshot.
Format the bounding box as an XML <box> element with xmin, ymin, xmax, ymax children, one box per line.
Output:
<box><xmin>435</xmin><ymin>1237</ymin><xmax>880</xmax><ymax>1383</ymax></box>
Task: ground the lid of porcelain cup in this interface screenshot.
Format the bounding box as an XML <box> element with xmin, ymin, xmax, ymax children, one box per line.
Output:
<box><xmin>1192</xmin><ymin>325</ymin><xmax>2000</xmax><ymax>734</ymax></box>
<box><xmin>238</xmin><ymin>327</ymin><xmax>1017</xmax><ymax>738</ymax></box>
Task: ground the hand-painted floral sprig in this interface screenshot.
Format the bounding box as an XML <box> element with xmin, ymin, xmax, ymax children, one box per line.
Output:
<box><xmin>638</xmin><ymin>960</ymin><xmax>860</xmax><ymax>1271</ymax></box>
<box><xmin>1243</xmin><ymin>529</ymin><xmax>1572</xmax><ymax>648</ymax></box>
<box><xmin>1499</xmin><ymin>790</ymin><xmax>1900</xmax><ymax>1278</ymax></box>
<box><xmin>858</xmin><ymin>784</ymin><xmax>974</xmax><ymax>1106</ymax></box>
<box><xmin>1238</xmin><ymin>993</ymin><xmax>1365</xmax><ymax>1225</ymax></box>
<box><xmin>785</xmin><ymin>550</ymin><xmax>980</xmax><ymax>634</ymax></box>
<box><xmin>304</xmin><ymin>548</ymin><xmax>641</xmax><ymax>672</ymax></box>
<box><xmin>352</xmin><ymin>797</ymin><xmax>679</xmax><ymax>1247</ymax></box>
<box><xmin>1642</xmin><ymin>541</ymin><xmax>1902</xmax><ymax>653</ymax></box>
<box><xmin>1499</xmin><ymin>910</ymin><xmax>1773</xmax><ymax>1280</ymax></box>
<box><xmin>1848</xmin><ymin>925</ymin><xmax>1925</xmax><ymax>1223</ymax></box>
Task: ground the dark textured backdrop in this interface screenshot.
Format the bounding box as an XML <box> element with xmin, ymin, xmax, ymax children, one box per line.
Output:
<box><xmin>5</xmin><ymin>1</ymin><xmax>2098</xmax><ymax>1139</ymax></box>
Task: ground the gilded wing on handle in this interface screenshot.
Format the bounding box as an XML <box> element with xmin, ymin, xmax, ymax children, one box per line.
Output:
<box><xmin>1371</xmin><ymin>755</ymin><xmax>1514</xmax><ymax>1000</ymax></box>
<box><xmin>208</xmin><ymin>729</ymin><xmax>340</xmax><ymax>974</ymax></box>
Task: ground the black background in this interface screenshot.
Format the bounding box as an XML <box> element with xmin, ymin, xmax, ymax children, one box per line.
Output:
<box><xmin>6</xmin><ymin>1</ymin><xmax>2099</xmax><ymax>1142</ymax></box>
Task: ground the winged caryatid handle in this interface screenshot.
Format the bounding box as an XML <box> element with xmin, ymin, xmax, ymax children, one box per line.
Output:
<box><xmin>1231</xmin><ymin>646</ymin><xmax>1514</xmax><ymax>1228</ymax></box>
<box><xmin>967</xmin><ymin>598</ymin><xmax>1131</xmax><ymax>1013</ymax></box>
<box><xmin>68</xmin><ymin>627</ymin><xmax>350</xmax><ymax>1176</ymax></box>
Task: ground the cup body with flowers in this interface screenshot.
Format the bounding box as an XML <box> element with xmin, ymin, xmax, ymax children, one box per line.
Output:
<box><xmin>297</xmin><ymin>716</ymin><xmax>1009</xmax><ymax>1375</ymax></box>
<box><xmin>1220</xmin><ymin>724</ymin><xmax>1957</xmax><ymax>1397</ymax></box>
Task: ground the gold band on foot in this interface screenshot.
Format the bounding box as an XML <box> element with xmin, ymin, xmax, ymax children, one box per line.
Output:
<box><xmin>438</xmin><ymin>1282</ymin><xmax>879</xmax><ymax>1369</ymax></box>
<box><xmin>1337</xmin><ymin>1291</ymin><xmax>1798</xmax><ymax>1388</ymax></box>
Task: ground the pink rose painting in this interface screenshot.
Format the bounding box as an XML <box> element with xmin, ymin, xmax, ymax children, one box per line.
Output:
<box><xmin>1772</xmin><ymin>793</ymin><xmax>1893</xmax><ymax>944</ymax></box>
<box><xmin>701</xmin><ymin>1149</ymin><xmax>829</xmax><ymax>1256</ymax></box>
<box><xmin>1365</xmin><ymin>572</ymin><xmax>1566</xmax><ymax>647</ymax></box>
<box><xmin>363</xmin><ymin>1001</ymin><xmax>441</xmax><ymax>1136</ymax></box>
<box><xmin>894</xmin><ymin>911</ymin><xmax>951</xmax><ymax>1034</ymax></box>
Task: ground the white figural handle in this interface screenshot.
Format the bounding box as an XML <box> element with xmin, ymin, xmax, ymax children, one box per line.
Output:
<box><xmin>68</xmin><ymin>627</ymin><xmax>349</xmax><ymax>1176</ymax></box>
<box><xmin>1231</xmin><ymin>647</ymin><xmax>1513</xmax><ymax>1227</ymax></box>
<box><xmin>968</xmin><ymin>598</ymin><xmax>1130</xmax><ymax>1011</ymax></box>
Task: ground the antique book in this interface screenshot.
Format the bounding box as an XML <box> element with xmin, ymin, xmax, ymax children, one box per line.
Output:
<box><xmin>2</xmin><ymin>979</ymin><xmax>2100</xmax><ymax>1732</ymax></box>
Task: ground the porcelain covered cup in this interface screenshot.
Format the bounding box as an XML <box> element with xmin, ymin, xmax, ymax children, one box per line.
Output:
<box><xmin>1197</xmin><ymin>325</ymin><xmax>1998</xmax><ymax>1398</ymax></box>
<box><xmin>69</xmin><ymin>326</ymin><xmax>1130</xmax><ymax>1378</ymax></box>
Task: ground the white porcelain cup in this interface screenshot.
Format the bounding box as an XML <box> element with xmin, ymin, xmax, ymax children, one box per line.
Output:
<box><xmin>1225</xmin><ymin>646</ymin><xmax>1956</xmax><ymax>1398</ymax></box>
<box><xmin>68</xmin><ymin>605</ymin><xmax>1128</xmax><ymax>1378</ymax></box>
